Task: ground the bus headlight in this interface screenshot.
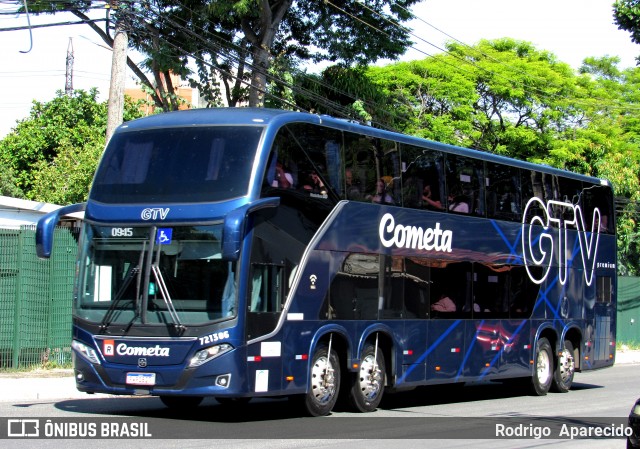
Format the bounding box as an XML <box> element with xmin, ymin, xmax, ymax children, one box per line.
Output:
<box><xmin>189</xmin><ymin>343</ymin><xmax>233</xmax><ymax>367</ymax></box>
<box><xmin>71</xmin><ymin>340</ymin><xmax>101</xmax><ymax>365</ymax></box>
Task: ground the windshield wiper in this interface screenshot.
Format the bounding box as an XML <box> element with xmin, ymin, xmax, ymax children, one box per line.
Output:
<box><xmin>151</xmin><ymin>264</ymin><xmax>183</xmax><ymax>330</ymax></box>
<box><xmin>99</xmin><ymin>265</ymin><xmax>140</xmax><ymax>332</ymax></box>
<box><xmin>150</xmin><ymin>244</ymin><xmax>184</xmax><ymax>332</ymax></box>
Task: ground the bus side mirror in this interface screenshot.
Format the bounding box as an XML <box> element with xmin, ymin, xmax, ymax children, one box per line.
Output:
<box><xmin>36</xmin><ymin>203</ymin><xmax>86</xmax><ymax>259</ymax></box>
<box><xmin>222</xmin><ymin>197</ymin><xmax>280</xmax><ymax>261</ymax></box>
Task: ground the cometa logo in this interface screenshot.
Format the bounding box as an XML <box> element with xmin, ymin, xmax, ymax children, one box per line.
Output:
<box><xmin>115</xmin><ymin>343</ymin><xmax>170</xmax><ymax>357</ymax></box>
<box><xmin>379</xmin><ymin>213</ymin><xmax>453</xmax><ymax>252</ymax></box>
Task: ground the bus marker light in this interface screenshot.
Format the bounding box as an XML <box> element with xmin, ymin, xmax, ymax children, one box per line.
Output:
<box><xmin>403</xmin><ymin>350</ymin><xmax>413</xmax><ymax>355</ymax></box>
<box><xmin>295</xmin><ymin>354</ymin><xmax>308</xmax><ymax>360</ymax></box>
<box><xmin>435</xmin><ymin>366</ymin><xmax>441</xmax><ymax>371</ymax></box>
<box><xmin>530</xmin><ymin>360</ymin><xmax>534</xmax><ymax>365</ymax></box>
<box><xmin>286</xmin><ymin>376</ymin><xmax>294</xmax><ymax>382</ymax></box>
<box><xmin>451</xmin><ymin>348</ymin><xmax>460</xmax><ymax>353</ymax></box>
<box><xmin>352</xmin><ymin>363</ymin><xmax>359</xmax><ymax>369</ymax></box>
<box><xmin>247</xmin><ymin>356</ymin><xmax>262</xmax><ymax>362</ymax></box>
<box><xmin>584</xmin><ymin>356</ymin><xmax>589</xmax><ymax>360</ymax></box>
<box><xmin>524</xmin><ymin>344</ymin><xmax>531</xmax><ymax>349</ymax></box>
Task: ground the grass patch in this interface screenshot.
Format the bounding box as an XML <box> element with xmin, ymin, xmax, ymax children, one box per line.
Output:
<box><xmin>617</xmin><ymin>341</ymin><xmax>640</xmax><ymax>351</ymax></box>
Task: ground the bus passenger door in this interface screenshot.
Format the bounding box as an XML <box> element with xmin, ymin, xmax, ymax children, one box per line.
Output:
<box><xmin>245</xmin><ymin>263</ymin><xmax>286</xmax><ymax>395</ymax></box>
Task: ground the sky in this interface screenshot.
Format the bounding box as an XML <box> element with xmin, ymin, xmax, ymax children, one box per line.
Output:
<box><xmin>0</xmin><ymin>0</ymin><xmax>638</xmax><ymax>138</ymax></box>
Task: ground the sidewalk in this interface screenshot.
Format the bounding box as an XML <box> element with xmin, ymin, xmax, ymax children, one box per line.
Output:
<box><xmin>0</xmin><ymin>351</ymin><xmax>638</xmax><ymax>403</ymax></box>
<box><xmin>0</xmin><ymin>369</ymin><xmax>90</xmax><ymax>402</ymax></box>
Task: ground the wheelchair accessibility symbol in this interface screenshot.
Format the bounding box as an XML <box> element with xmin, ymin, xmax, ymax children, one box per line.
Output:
<box><xmin>156</xmin><ymin>228</ymin><xmax>173</xmax><ymax>245</ymax></box>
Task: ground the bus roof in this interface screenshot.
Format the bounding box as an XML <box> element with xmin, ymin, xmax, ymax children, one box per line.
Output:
<box><xmin>115</xmin><ymin>108</ymin><xmax>609</xmax><ymax>187</ymax></box>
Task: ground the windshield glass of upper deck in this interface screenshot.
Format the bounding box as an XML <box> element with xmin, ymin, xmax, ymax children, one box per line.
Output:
<box><xmin>91</xmin><ymin>126</ymin><xmax>263</xmax><ymax>203</ymax></box>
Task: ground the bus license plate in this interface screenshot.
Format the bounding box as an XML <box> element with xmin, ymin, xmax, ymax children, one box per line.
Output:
<box><xmin>126</xmin><ymin>372</ymin><xmax>156</xmax><ymax>386</ymax></box>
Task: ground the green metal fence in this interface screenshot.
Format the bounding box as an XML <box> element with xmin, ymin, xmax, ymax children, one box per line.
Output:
<box><xmin>617</xmin><ymin>276</ymin><xmax>640</xmax><ymax>345</ymax></box>
<box><xmin>0</xmin><ymin>226</ymin><xmax>78</xmax><ymax>369</ymax></box>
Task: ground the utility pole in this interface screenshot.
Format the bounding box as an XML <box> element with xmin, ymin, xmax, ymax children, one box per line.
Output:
<box><xmin>65</xmin><ymin>37</ymin><xmax>74</xmax><ymax>96</ymax></box>
<box><xmin>106</xmin><ymin>2</ymin><xmax>128</xmax><ymax>143</ymax></box>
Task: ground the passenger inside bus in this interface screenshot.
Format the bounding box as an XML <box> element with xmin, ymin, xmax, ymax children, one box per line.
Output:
<box><xmin>370</xmin><ymin>178</ymin><xmax>395</xmax><ymax>205</ymax></box>
<box><xmin>448</xmin><ymin>185</ymin><xmax>470</xmax><ymax>213</ymax></box>
<box><xmin>272</xmin><ymin>161</ymin><xmax>293</xmax><ymax>189</ymax></box>
<box><xmin>302</xmin><ymin>170</ymin><xmax>327</xmax><ymax>195</ymax></box>
<box><xmin>345</xmin><ymin>168</ymin><xmax>363</xmax><ymax>200</ymax></box>
<box><xmin>421</xmin><ymin>184</ymin><xmax>443</xmax><ymax>210</ymax></box>
<box><xmin>431</xmin><ymin>292</ymin><xmax>456</xmax><ymax>312</ymax></box>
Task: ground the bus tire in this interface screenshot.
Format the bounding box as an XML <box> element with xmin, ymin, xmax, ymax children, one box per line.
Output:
<box><xmin>303</xmin><ymin>343</ymin><xmax>340</xmax><ymax>416</ymax></box>
<box><xmin>551</xmin><ymin>340</ymin><xmax>575</xmax><ymax>393</ymax></box>
<box><xmin>531</xmin><ymin>337</ymin><xmax>553</xmax><ymax>396</ymax></box>
<box><xmin>348</xmin><ymin>343</ymin><xmax>385</xmax><ymax>413</ymax></box>
<box><xmin>159</xmin><ymin>395</ymin><xmax>203</xmax><ymax>409</ymax></box>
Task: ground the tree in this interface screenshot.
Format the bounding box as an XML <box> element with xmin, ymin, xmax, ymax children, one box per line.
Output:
<box><xmin>0</xmin><ymin>89</ymin><xmax>144</xmax><ymax>203</ymax></box>
<box><xmin>27</xmin><ymin>1</ymin><xmax>420</xmax><ymax>108</ymax></box>
<box><xmin>614</xmin><ymin>0</ymin><xmax>640</xmax><ymax>65</ymax></box>
<box><xmin>204</xmin><ymin>1</ymin><xmax>420</xmax><ymax>106</ymax></box>
<box><xmin>0</xmin><ymin>162</ymin><xmax>25</xmax><ymax>199</ymax></box>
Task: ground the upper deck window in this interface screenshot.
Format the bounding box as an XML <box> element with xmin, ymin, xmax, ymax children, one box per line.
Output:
<box><xmin>91</xmin><ymin>126</ymin><xmax>263</xmax><ymax>203</ymax></box>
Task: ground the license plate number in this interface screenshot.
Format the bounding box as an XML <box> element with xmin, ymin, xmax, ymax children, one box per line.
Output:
<box><xmin>126</xmin><ymin>372</ymin><xmax>156</xmax><ymax>386</ymax></box>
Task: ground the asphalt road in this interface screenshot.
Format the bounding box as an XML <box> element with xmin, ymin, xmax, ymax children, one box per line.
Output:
<box><xmin>0</xmin><ymin>363</ymin><xmax>638</xmax><ymax>448</ymax></box>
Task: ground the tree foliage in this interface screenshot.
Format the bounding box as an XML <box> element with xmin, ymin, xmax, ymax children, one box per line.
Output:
<box><xmin>26</xmin><ymin>1</ymin><xmax>420</xmax><ymax>108</ymax></box>
<box><xmin>614</xmin><ymin>0</ymin><xmax>640</xmax><ymax>64</ymax></box>
<box><xmin>0</xmin><ymin>162</ymin><xmax>25</xmax><ymax>199</ymax></box>
<box><xmin>0</xmin><ymin>89</ymin><xmax>144</xmax><ymax>204</ymax></box>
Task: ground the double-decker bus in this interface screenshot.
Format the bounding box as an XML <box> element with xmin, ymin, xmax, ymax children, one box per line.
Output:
<box><xmin>36</xmin><ymin>108</ymin><xmax>616</xmax><ymax>416</ymax></box>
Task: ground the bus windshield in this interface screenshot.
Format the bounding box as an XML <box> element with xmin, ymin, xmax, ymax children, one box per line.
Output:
<box><xmin>90</xmin><ymin>125</ymin><xmax>263</xmax><ymax>203</ymax></box>
<box><xmin>76</xmin><ymin>224</ymin><xmax>236</xmax><ymax>327</ymax></box>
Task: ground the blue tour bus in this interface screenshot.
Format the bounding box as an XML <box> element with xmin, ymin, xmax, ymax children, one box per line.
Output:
<box><xmin>36</xmin><ymin>108</ymin><xmax>616</xmax><ymax>416</ymax></box>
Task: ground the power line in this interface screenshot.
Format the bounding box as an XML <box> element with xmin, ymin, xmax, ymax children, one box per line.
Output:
<box><xmin>120</xmin><ymin>3</ymin><xmax>413</xmax><ymax>128</ymax></box>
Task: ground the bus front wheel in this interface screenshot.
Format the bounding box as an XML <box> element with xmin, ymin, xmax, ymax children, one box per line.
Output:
<box><xmin>551</xmin><ymin>340</ymin><xmax>575</xmax><ymax>393</ymax></box>
<box><xmin>303</xmin><ymin>343</ymin><xmax>341</xmax><ymax>416</ymax></box>
<box><xmin>348</xmin><ymin>343</ymin><xmax>385</xmax><ymax>412</ymax></box>
<box><xmin>531</xmin><ymin>337</ymin><xmax>553</xmax><ymax>396</ymax></box>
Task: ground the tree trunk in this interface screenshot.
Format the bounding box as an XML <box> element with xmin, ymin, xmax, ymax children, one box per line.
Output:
<box><xmin>249</xmin><ymin>46</ymin><xmax>270</xmax><ymax>107</ymax></box>
<box><xmin>243</xmin><ymin>0</ymin><xmax>293</xmax><ymax>107</ymax></box>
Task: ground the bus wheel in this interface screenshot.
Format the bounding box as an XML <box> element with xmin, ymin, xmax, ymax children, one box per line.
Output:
<box><xmin>531</xmin><ymin>337</ymin><xmax>553</xmax><ymax>396</ymax></box>
<box><xmin>551</xmin><ymin>340</ymin><xmax>575</xmax><ymax>393</ymax></box>
<box><xmin>348</xmin><ymin>343</ymin><xmax>385</xmax><ymax>413</ymax></box>
<box><xmin>159</xmin><ymin>395</ymin><xmax>203</xmax><ymax>409</ymax></box>
<box><xmin>303</xmin><ymin>343</ymin><xmax>340</xmax><ymax>416</ymax></box>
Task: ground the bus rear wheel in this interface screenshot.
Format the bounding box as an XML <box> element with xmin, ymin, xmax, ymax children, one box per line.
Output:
<box><xmin>159</xmin><ymin>395</ymin><xmax>203</xmax><ymax>409</ymax></box>
<box><xmin>348</xmin><ymin>343</ymin><xmax>385</xmax><ymax>412</ymax></box>
<box><xmin>303</xmin><ymin>343</ymin><xmax>341</xmax><ymax>416</ymax></box>
<box><xmin>531</xmin><ymin>337</ymin><xmax>553</xmax><ymax>396</ymax></box>
<box><xmin>551</xmin><ymin>340</ymin><xmax>575</xmax><ymax>393</ymax></box>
